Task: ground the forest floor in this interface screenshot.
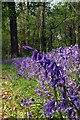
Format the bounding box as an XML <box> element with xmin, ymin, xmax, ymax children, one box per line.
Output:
<box><xmin>1</xmin><ymin>63</ymin><xmax>45</xmax><ymax>119</ymax></box>
<box><xmin>2</xmin><ymin>58</ymin><xmax>25</xmax><ymax>64</ymax></box>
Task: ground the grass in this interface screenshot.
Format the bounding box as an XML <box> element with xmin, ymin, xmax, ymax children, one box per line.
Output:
<box><xmin>2</xmin><ymin>63</ymin><xmax>45</xmax><ymax>119</ymax></box>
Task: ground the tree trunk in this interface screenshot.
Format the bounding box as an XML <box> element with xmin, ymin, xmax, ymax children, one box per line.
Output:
<box><xmin>73</xmin><ymin>2</ymin><xmax>76</xmax><ymax>45</ymax></box>
<box><xmin>64</xmin><ymin>4</ymin><xmax>67</xmax><ymax>45</ymax></box>
<box><xmin>40</xmin><ymin>2</ymin><xmax>46</xmax><ymax>53</ymax></box>
<box><xmin>8</xmin><ymin>2</ymin><xmax>19</xmax><ymax>58</ymax></box>
<box><xmin>78</xmin><ymin>2</ymin><xmax>80</xmax><ymax>46</ymax></box>
<box><xmin>26</xmin><ymin>1</ymin><xmax>30</xmax><ymax>46</ymax></box>
<box><xmin>69</xmin><ymin>24</ymin><xmax>73</xmax><ymax>45</ymax></box>
<box><xmin>69</xmin><ymin>3</ymin><xmax>73</xmax><ymax>45</ymax></box>
<box><xmin>19</xmin><ymin>3</ymin><xmax>26</xmax><ymax>53</ymax></box>
<box><xmin>36</xmin><ymin>3</ymin><xmax>41</xmax><ymax>50</ymax></box>
<box><xmin>48</xmin><ymin>28</ymin><xmax>52</xmax><ymax>52</ymax></box>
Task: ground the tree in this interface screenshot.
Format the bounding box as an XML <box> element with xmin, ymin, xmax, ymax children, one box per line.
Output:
<box><xmin>78</xmin><ymin>2</ymin><xmax>80</xmax><ymax>46</ymax></box>
<box><xmin>26</xmin><ymin>1</ymin><xmax>30</xmax><ymax>46</ymax></box>
<box><xmin>40</xmin><ymin>2</ymin><xmax>46</xmax><ymax>53</ymax></box>
<box><xmin>8</xmin><ymin>2</ymin><xmax>19</xmax><ymax>58</ymax></box>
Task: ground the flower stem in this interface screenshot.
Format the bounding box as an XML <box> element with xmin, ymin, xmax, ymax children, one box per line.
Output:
<box><xmin>54</xmin><ymin>86</ymin><xmax>63</xmax><ymax>120</ymax></box>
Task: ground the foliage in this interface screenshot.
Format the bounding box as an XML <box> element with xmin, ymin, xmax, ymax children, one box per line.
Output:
<box><xmin>2</xmin><ymin>2</ymin><xmax>80</xmax><ymax>58</ymax></box>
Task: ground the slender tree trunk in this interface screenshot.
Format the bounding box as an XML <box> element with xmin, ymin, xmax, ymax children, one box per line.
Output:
<box><xmin>59</xmin><ymin>27</ymin><xmax>63</xmax><ymax>40</ymax></box>
<box><xmin>8</xmin><ymin>2</ymin><xmax>19</xmax><ymax>58</ymax></box>
<box><xmin>48</xmin><ymin>28</ymin><xmax>52</xmax><ymax>51</ymax></box>
<box><xmin>78</xmin><ymin>2</ymin><xmax>80</xmax><ymax>46</ymax></box>
<box><xmin>33</xmin><ymin>19</ymin><xmax>36</xmax><ymax>48</ymax></box>
<box><xmin>26</xmin><ymin>1</ymin><xmax>30</xmax><ymax>46</ymax></box>
<box><xmin>72</xmin><ymin>2</ymin><xmax>76</xmax><ymax>45</ymax></box>
<box><xmin>64</xmin><ymin>4</ymin><xmax>67</xmax><ymax>45</ymax></box>
<box><xmin>19</xmin><ymin>3</ymin><xmax>26</xmax><ymax>53</ymax></box>
<box><xmin>36</xmin><ymin>3</ymin><xmax>41</xmax><ymax>50</ymax></box>
<box><xmin>74</xmin><ymin>3</ymin><xmax>78</xmax><ymax>45</ymax></box>
<box><xmin>69</xmin><ymin>24</ymin><xmax>73</xmax><ymax>45</ymax></box>
<box><xmin>69</xmin><ymin>3</ymin><xmax>73</xmax><ymax>45</ymax></box>
<box><xmin>19</xmin><ymin>3</ymin><xmax>23</xmax><ymax>54</ymax></box>
<box><xmin>40</xmin><ymin>2</ymin><xmax>46</xmax><ymax>53</ymax></box>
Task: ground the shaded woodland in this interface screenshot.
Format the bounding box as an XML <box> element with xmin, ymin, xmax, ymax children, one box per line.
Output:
<box><xmin>2</xmin><ymin>1</ymin><xmax>80</xmax><ymax>58</ymax></box>
<box><xmin>2</xmin><ymin>2</ymin><xmax>80</xmax><ymax>119</ymax></box>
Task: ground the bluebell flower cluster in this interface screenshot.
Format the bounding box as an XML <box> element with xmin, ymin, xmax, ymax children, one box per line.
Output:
<box><xmin>52</xmin><ymin>44</ymin><xmax>80</xmax><ymax>78</ymax></box>
<box><xmin>42</xmin><ymin>100</ymin><xmax>56</xmax><ymax>117</ymax></box>
<box><xmin>20</xmin><ymin>97</ymin><xmax>35</xmax><ymax>118</ymax></box>
<box><xmin>18</xmin><ymin>45</ymin><xmax>80</xmax><ymax>119</ymax></box>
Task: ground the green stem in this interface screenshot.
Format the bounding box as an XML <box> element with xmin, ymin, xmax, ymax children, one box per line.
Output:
<box><xmin>54</xmin><ymin>87</ymin><xmax>63</xmax><ymax>120</ymax></box>
<box><xmin>69</xmin><ymin>98</ymin><xmax>80</xmax><ymax>118</ymax></box>
<box><xmin>66</xmin><ymin>89</ymin><xmax>80</xmax><ymax>119</ymax></box>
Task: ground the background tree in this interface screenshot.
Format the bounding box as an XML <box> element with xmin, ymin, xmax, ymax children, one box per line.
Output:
<box><xmin>26</xmin><ymin>1</ymin><xmax>30</xmax><ymax>46</ymax></box>
<box><xmin>8</xmin><ymin>2</ymin><xmax>19</xmax><ymax>58</ymax></box>
<box><xmin>40</xmin><ymin>2</ymin><xmax>46</xmax><ymax>53</ymax></box>
<box><xmin>2</xmin><ymin>2</ymin><xmax>80</xmax><ymax>59</ymax></box>
<box><xmin>78</xmin><ymin>2</ymin><xmax>80</xmax><ymax>46</ymax></box>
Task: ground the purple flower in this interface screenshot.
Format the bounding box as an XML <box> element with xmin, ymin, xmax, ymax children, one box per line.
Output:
<box><xmin>27</xmin><ymin>112</ymin><xmax>32</xmax><ymax>118</ymax></box>
<box><xmin>29</xmin><ymin>97</ymin><xmax>35</xmax><ymax>102</ymax></box>
<box><xmin>74</xmin><ymin>100</ymin><xmax>80</xmax><ymax>108</ymax></box>
<box><xmin>20</xmin><ymin>98</ymin><xmax>27</xmax><ymax>105</ymax></box>
<box><xmin>18</xmin><ymin>70</ymin><xmax>26</xmax><ymax>76</ymax></box>
<box><xmin>32</xmin><ymin>51</ymin><xmax>39</xmax><ymax>60</ymax></box>
<box><xmin>48</xmin><ymin>61</ymin><xmax>56</xmax><ymax>70</ymax></box>
<box><xmin>43</xmin><ymin>100</ymin><xmax>56</xmax><ymax>117</ymax></box>
<box><xmin>58</xmin><ymin>101</ymin><xmax>69</xmax><ymax>111</ymax></box>
<box><xmin>37</xmin><ymin>52</ymin><xmax>42</xmax><ymax>61</ymax></box>
<box><xmin>44</xmin><ymin>90</ymin><xmax>51</xmax><ymax>97</ymax></box>
<box><xmin>44</xmin><ymin>70</ymin><xmax>48</xmax><ymax>78</ymax></box>
<box><xmin>60</xmin><ymin>89</ymin><xmax>66</xmax><ymax>99</ymax></box>
<box><xmin>69</xmin><ymin>89</ymin><xmax>74</xmax><ymax>96</ymax></box>
<box><xmin>57</xmin><ymin>77</ymin><xmax>65</xmax><ymax>86</ymax></box>
<box><xmin>51</xmin><ymin>70</ymin><xmax>56</xmax><ymax>78</ymax></box>
<box><xmin>71</xmin><ymin>95</ymin><xmax>78</xmax><ymax>101</ymax></box>
<box><xmin>42</xmin><ymin>54</ymin><xmax>46</xmax><ymax>60</ymax></box>
<box><xmin>35</xmin><ymin>89</ymin><xmax>42</xmax><ymax>96</ymax></box>
<box><xmin>66</xmin><ymin>108</ymin><xmax>76</xmax><ymax>119</ymax></box>
<box><xmin>51</xmin><ymin>79</ymin><xmax>58</xmax><ymax>87</ymax></box>
<box><xmin>58</xmin><ymin>66</ymin><xmax>64</xmax><ymax>76</ymax></box>
<box><xmin>23</xmin><ymin>46</ymin><xmax>34</xmax><ymax>51</ymax></box>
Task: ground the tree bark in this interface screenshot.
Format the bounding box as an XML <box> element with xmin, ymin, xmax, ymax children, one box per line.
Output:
<box><xmin>69</xmin><ymin>24</ymin><xmax>73</xmax><ymax>45</ymax></box>
<box><xmin>64</xmin><ymin>4</ymin><xmax>67</xmax><ymax>45</ymax></box>
<box><xmin>73</xmin><ymin>2</ymin><xmax>76</xmax><ymax>45</ymax></box>
<box><xmin>69</xmin><ymin>3</ymin><xmax>73</xmax><ymax>45</ymax></box>
<box><xmin>18</xmin><ymin>3</ymin><xmax>26</xmax><ymax>53</ymax></box>
<box><xmin>78</xmin><ymin>2</ymin><xmax>80</xmax><ymax>46</ymax></box>
<box><xmin>8</xmin><ymin>2</ymin><xmax>19</xmax><ymax>58</ymax></box>
<box><xmin>36</xmin><ymin>3</ymin><xmax>41</xmax><ymax>50</ymax></box>
<box><xmin>40</xmin><ymin>2</ymin><xmax>46</xmax><ymax>53</ymax></box>
<box><xmin>48</xmin><ymin>28</ymin><xmax>52</xmax><ymax>51</ymax></box>
<box><xmin>26</xmin><ymin>1</ymin><xmax>30</xmax><ymax>46</ymax></box>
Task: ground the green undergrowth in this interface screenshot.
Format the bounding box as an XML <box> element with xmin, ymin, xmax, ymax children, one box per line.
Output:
<box><xmin>2</xmin><ymin>63</ymin><xmax>45</xmax><ymax>119</ymax></box>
